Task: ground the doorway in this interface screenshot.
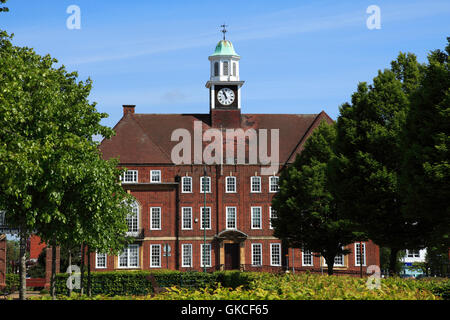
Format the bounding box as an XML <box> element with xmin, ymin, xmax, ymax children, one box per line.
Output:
<box><xmin>224</xmin><ymin>243</ymin><xmax>240</xmax><ymax>270</ymax></box>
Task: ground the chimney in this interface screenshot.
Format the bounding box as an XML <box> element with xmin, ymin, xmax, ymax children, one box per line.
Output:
<box><xmin>123</xmin><ymin>105</ymin><xmax>136</xmax><ymax>116</ymax></box>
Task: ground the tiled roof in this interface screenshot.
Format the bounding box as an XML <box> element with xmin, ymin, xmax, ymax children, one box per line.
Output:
<box><xmin>99</xmin><ymin>111</ymin><xmax>333</xmax><ymax>165</ymax></box>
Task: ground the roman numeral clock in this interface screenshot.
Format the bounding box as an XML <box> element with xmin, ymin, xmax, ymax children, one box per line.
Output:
<box><xmin>205</xmin><ymin>26</ymin><xmax>244</xmax><ymax>111</ymax></box>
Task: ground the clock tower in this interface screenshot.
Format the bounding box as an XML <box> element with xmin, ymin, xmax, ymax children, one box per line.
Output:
<box><xmin>206</xmin><ymin>26</ymin><xmax>244</xmax><ymax>128</ymax></box>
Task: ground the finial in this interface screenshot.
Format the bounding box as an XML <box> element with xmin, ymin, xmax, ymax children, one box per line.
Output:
<box><xmin>220</xmin><ymin>24</ymin><xmax>228</xmax><ymax>40</ymax></box>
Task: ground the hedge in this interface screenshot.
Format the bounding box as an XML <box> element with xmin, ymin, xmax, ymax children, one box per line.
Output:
<box><xmin>55</xmin><ymin>270</ymin><xmax>219</xmax><ymax>296</ymax></box>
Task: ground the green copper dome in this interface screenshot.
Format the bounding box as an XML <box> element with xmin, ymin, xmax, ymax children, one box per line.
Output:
<box><xmin>211</xmin><ymin>40</ymin><xmax>239</xmax><ymax>57</ymax></box>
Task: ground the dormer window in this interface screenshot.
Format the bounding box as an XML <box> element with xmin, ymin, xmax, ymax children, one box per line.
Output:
<box><xmin>223</xmin><ymin>61</ymin><xmax>229</xmax><ymax>76</ymax></box>
<box><xmin>150</xmin><ymin>170</ymin><xmax>161</xmax><ymax>183</ymax></box>
<box><xmin>121</xmin><ymin>170</ymin><xmax>138</xmax><ymax>183</ymax></box>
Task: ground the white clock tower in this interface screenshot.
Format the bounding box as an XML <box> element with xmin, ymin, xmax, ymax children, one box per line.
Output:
<box><xmin>206</xmin><ymin>25</ymin><xmax>245</xmax><ymax>112</ymax></box>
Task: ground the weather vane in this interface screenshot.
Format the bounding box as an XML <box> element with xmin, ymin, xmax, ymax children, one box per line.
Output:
<box><xmin>220</xmin><ymin>24</ymin><xmax>228</xmax><ymax>40</ymax></box>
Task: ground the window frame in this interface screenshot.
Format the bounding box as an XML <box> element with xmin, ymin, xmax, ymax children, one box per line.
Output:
<box><xmin>200</xmin><ymin>244</ymin><xmax>211</xmax><ymax>268</ymax></box>
<box><xmin>200</xmin><ymin>176</ymin><xmax>211</xmax><ymax>193</ymax></box>
<box><xmin>181</xmin><ymin>207</ymin><xmax>193</xmax><ymax>230</ymax></box>
<box><xmin>150</xmin><ymin>207</ymin><xmax>162</xmax><ymax>230</ymax></box>
<box><xmin>270</xmin><ymin>243</ymin><xmax>281</xmax><ymax>266</ymax></box>
<box><xmin>126</xmin><ymin>201</ymin><xmax>139</xmax><ymax>237</ymax></box>
<box><xmin>182</xmin><ymin>244</ymin><xmax>193</xmax><ymax>268</ymax></box>
<box><xmin>121</xmin><ymin>170</ymin><xmax>138</xmax><ymax>184</ymax></box>
<box><xmin>251</xmin><ymin>206</ymin><xmax>262</xmax><ymax>229</ymax></box>
<box><xmin>150</xmin><ymin>244</ymin><xmax>161</xmax><ymax>268</ymax></box>
<box><xmin>181</xmin><ymin>176</ymin><xmax>192</xmax><ymax>193</ymax></box>
<box><xmin>150</xmin><ymin>170</ymin><xmax>161</xmax><ymax>183</ymax></box>
<box><xmin>95</xmin><ymin>252</ymin><xmax>107</xmax><ymax>269</ymax></box>
<box><xmin>302</xmin><ymin>249</ymin><xmax>313</xmax><ymax>266</ymax></box>
<box><xmin>250</xmin><ymin>176</ymin><xmax>261</xmax><ymax>193</ymax></box>
<box><xmin>355</xmin><ymin>243</ymin><xmax>366</xmax><ymax>266</ymax></box>
<box><xmin>269</xmin><ymin>207</ymin><xmax>276</xmax><ymax>230</ymax></box>
<box><xmin>118</xmin><ymin>244</ymin><xmax>139</xmax><ymax>269</ymax></box>
<box><xmin>251</xmin><ymin>243</ymin><xmax>263</xmax><ymax>266</ymax></box>
<box><xmin>269</xmin><ymin>176</ymin><xmax>279</xmax><ymax>193</ymax></box>
<box><xmin>200</xmin><ymin>207</ymin><xmax>212</xmax><ymax>230</ymax></box>
<box><xmin>225</xmin><ymin>176</ymin><xmax>237</xmax><ymax>193</ymax></box>
<box><xmin>226</xmin><ymin>206</ymin><xmax>237</xmax><ymax>230</ymax></box>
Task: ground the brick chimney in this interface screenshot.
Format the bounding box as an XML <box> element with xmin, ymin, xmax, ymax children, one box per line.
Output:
<box><xmin>123</xmin><ymin>105</ymin><xmax>136</xmax><ymax>116</ymax></box>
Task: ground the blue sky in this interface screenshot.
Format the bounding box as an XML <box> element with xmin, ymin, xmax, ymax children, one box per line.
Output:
<box><xmin>1</xmin><ymin>0</ymin><xmax>449</xmax><ymax>128</ymax></box>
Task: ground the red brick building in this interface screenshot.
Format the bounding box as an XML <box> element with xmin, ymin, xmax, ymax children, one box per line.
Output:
<box><xmin>91</xmin><ymin>38</ymin><xmax>379</xmax><ymax>274</ymax></box>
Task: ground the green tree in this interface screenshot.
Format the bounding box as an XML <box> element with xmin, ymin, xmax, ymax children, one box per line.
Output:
<box><xmin>0</xmin><ymin>31</ymin><xmax>132</xmax><ymax>299</ymax></box>
<box><xmin>400</xmin><ymin>38</ymin><xmax>450</xmax><ymax>249</ymax></box>
<box><xmin>0</xmin><ymin>0</ymin><xmax>8</xmax><ymax>13</ymax></box>
<box><xmin>330</xmin><ymin>52</ymin><xmax>423</xmax><ymax>275</ymax></box>
<box><xmin>272</xmin><ymin>121</ymin><xmax>361</xmax><ymax>275</ymax></box>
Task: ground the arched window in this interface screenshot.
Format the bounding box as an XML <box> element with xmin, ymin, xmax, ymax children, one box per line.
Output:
<box><xmin>233</xmin><ymin>62</ymin><xmax>236</xmax><ymax>76</ymax></box>
<box><xmin>223</xmin><ymin>61</ymin><xmax>229</xmax><ymax>76</ymax></box>
<box><xmin>214</xmin><ymin>62</ymin><xmax>219</xmax><ymax>76</ymax></box>
<box><xmin>126</xmin><ymin>201</ymin><xmax>139</xmax><ymax>236</ymax></box>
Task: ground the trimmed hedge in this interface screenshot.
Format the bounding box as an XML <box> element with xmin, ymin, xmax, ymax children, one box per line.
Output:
<box><xmin>56</xmin><ymin>270</ymin><xmax>219</xmax><ymax>296</ymax></box>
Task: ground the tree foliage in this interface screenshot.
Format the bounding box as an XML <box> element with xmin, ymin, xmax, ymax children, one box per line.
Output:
<box><xmin>400</xmin><ymin>38</ymin><xmax>450</xmax><ymax>248</ymax></box>
<box><xmin>272</xmin><ymin>121</ymin><xmax>361</xmax><ymax>275</ymax></box>
<box><xmin>0</xmin><ymin>31</ymin><xmax>133</xmax><ymax>298</ymax></box>
<box><xmin>329</xmin><ymin>52</ymin><xmax>424</xmax><ymax>274</ymax></box>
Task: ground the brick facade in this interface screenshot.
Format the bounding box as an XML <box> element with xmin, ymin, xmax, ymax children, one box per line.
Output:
<box><xmin>87</xmin><ymin>163</ymin><xmax>380</xmax><ymax>274</ymax></box>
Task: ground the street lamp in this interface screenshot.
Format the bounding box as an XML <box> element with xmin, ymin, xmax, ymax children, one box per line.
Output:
<box><xmin>203</xmin><ymin>165</ymin><xmax>207</xmax><ymax>273</ymax></box>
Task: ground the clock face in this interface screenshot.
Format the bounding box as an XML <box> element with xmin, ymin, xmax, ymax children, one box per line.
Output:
<box><xmin>217</xmin><ymin>88</ymin><xmax>235</xmax><ymax>106</ymax></box>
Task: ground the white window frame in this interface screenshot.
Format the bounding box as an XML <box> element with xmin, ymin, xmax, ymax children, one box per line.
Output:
<box><xmin>182</xmin><ymin>244</ymin><xmax>192</xmax><ymax>268</ymax></box>
<box><xmin>269</xmin><ymin>176</ymin><xmax>280</xmax><ymax>193</ymax></box>
<box><xmin>225</xmin><ymin>176</ymin><xmax>236</xmax><ymax>193</ymax></box>
<box><xmin>226</xmin><ymin>207</ymin><xmax>237</xmax><ymax>230</ymax></box>
<box><xmin>407</xmin><ymin>249</ymin><xmax>420</xmax><ymax>258</ymax></box>
<box><xmin>200</xmin><ymin>207</ymin><xmax>212</xmax><ymax>230</ymax></box>
<box><xmin>150</xmin><ymin>244</ymin><xmax>161</xmax><ymax>268</ymax></box>
<box><xmin>200</xmin><ymin>176</ymin><xmax>211</xmax><ymax>193</ymax></box>
<box><xmin>270</xmin><ymin>243</ymin><xmax>281</xmax><ymax>266</ymax></box>
<box><xmin>150</xmin><ymin>170</ymin><xmax>161</xmax><ymax>183</ymax></box>
<box><xmin>150</xmin><ymin>207</ymin><xmax>161</xmax><ymax>230</ymax></box>
<box><xmin>355</xmin><ymin>243</ymin><xmax>366</xmax><ymax>266</ymax></box>
<box><xmin>181</xmin><ymin>207</ymin><xmax>193</xmax><ymax>230</ymax></box>
<box><xmin>269</xmin><ymin>207</ymin><xmax>276</xmax><ymax>230</ymax></box>
<box><xmin>200</xmin><ymin>244</ymin><xmax>211</xmax><ymax>268</ymax></box>
<box><xmin>250</xmin><ymin>176</ymin><xmax>261</xmax><ymax>193</ymax></box>
<box><xmin>302</xmin><ymin>249</ymin><xmax>313</xmax><ymax>266</ymax></box>
<box><xmin>121</xmin><ymin>170</ymin><xmax>138</xmax><ymax>183</ymax></box>
<box><xmin>118</xmin><ymin>244</ymin><xmax>139</xmax><ymax>269</ymax></box>
<box><xmin>95</xmin><ymin>252</ymin><xmax>107</xmax><ymax>269</ymax></box>
<box><xmin>126</xmin><ymin>201</ymin><xmax>139</xmax><ymax>237</ymax></box>
<box><xmin>334</xmin><ymin>254</ymin><xmax>345</xmax><ymax>267</ymax></box>
<box><xmin>182</xmin><ymin>176</ymin><xmax>192</xmax><ymax>193</ymax></box>
<box><xmin>251</xmin><ymin>207</ymin><xmax>262</xmax><ymax>229</ymax></box>
<box><xmin>252</xmin><ymin>243</ymin><xmax>262</xmax><ymax>266</ymax></box>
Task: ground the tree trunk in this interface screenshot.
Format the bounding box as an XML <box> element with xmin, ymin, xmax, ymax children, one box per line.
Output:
<box><xmin>389</xmin><ymin>248</ymin><xmax>399</xmax><ymax>276</ymax></box>
<box><xmin>80</xmin><ymin>243</ymin><xmax>85</xmax><ymax>296</ymax></box>
<box><xmin>18</xmin><ymin>231</ymin><xmax>27</xmax><ymax>300</ymax></box>
<box><xmin>68</xmin><ymin>248</ymin><xmax>72</xmax><ymax>296</ymax></box>
<box><xmin>87</xmin><ymin>248</ymin><xmax>91</xmax><ymax>297</ymax></box>
<box><xmin>324</xmin><ymin>256</ymin><xmax>334</xmax><ymax>275</ymax></box>
<box><xmin>50</xmin><ymin>243</ymin><xmax>57</xmax><ymax>299</ymax></box>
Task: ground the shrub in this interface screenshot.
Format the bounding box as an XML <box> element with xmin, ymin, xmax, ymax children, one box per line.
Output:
<box><xmin>5</xmin><ymin>274</ymin><xmax>19</xmax><ymax>291</ymax></box>
<box><xmin>55</xmin><ymin>270</ymin><xmax>218</xmax><ymax>296</ymax></box>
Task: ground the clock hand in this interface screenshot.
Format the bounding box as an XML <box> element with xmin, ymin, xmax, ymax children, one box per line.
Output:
<box><xmin>223</xmin><ymin>91</ymin><xmax>228</xmax><ymax>100</ymax></box>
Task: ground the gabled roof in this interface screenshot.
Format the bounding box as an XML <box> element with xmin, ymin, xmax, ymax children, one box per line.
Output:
<box><xmin>99</xmin><ymin>111</ymin><xmax>333</xmax><ymax>166</ymax></box>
